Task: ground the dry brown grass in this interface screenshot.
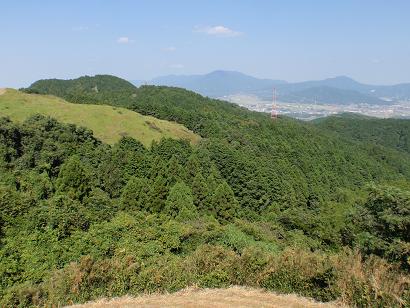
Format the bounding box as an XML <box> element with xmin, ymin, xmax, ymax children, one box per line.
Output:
<box><xmin>333</xmin><ymin>251</ymin><xmax>410</xmax><ymax>307</ymax></box>
<box><xmin>0</xmin><ymin>88</ymin><xmax>6</xmax><ymax>95</ymax></box>
<box><xmin>67</xmin><ymin>286</ymin><xmax>344</xmax><ymax>308</ymax></box>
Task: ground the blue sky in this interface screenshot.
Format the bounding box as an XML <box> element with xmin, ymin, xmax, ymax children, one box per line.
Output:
<box><xmin>1</xmin><ymin>0</ymin><xmax>410</xmax><ymax>87</ymax></box>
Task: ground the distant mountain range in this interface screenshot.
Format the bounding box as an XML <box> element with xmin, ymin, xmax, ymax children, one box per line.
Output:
<box><xmin>132</xmin><ymin>70</ymin><xmax>410</xmax><ymax>105</ymax></box>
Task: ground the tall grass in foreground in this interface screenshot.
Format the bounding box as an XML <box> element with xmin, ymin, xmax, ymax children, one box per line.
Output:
<box><xmin>2</xmin><ymin>246</ymin><xmax>409</xmax><ymax>307</ymax></box>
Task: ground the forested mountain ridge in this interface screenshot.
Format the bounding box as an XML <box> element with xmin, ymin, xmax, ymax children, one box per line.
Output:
<box><xmin>23</xmin><ymin>75</ymin><xmax>410</xmax><ymax>209</ymax></box>
<box><xmin>314</xmin><ymin>113</ymin><xmax>410</xmax><ymax>154</ymax></box>
<box><xmin>1</xmin><ymin>75</ymin><xmax>408</xmax><ymax>306</ymax></box>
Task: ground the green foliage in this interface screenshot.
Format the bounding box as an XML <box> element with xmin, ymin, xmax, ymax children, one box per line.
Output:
<box><xmin>96</xmin><ymin>148</ymin><xmax>127</xmax><ymax>198</ymax></box>
<box><xmin>24</xmin><ymin>75</ymin><xmax>410</xmax><ymax>211</ymax></box>
<box><xmin>164</xmin><ymin>182</ymin><xmax>198</xmax><ymax>220</ymax></box>
<box><xmin>56</xmin><ymin>155</ymin><xmax>91</xmax><ymax>200</ymax></box>
<box><xmin>347</xmin><ymin>185</ymin><xmax>410</xmax><ymax>268</ymax></box>
<box><xmin>185</xmin><ymin>154</ymin><xmax>202</xmax><ymax>180</ymax></box>
<box><xmin>83</xmin><ymin>188</ymin><xmax>113</xmax><ymax>222</ymax></box>
<box><xmin>260</xmin><ymin>250</ymin><xmax>339</xmax><ymax>302</ymax></box>
<box><xmin>148</xmin><ymin>175</ymin><xmax>168</xmax><ymax>213</ymax></box>
<box><xmin>217</xmin><ymin>224</ymin><xmax>278</xmax><ymax>254</ymax></box>
<box><xmin>315</xmin><ymin>114</ymin><xmax>410</xmax><ymax>154</ymax></box>
<box><xmin>0</xmin><ymin>75</ymin><xmax>409</xmax><ymax>307</ymax></box>
<box><xmin>120</xmin><ymin>177</ymin><xmax>150</xmax><ymax>212</ymax></box>
<box><xmin>19</xmin><ymin>171</ymin><xmax>53</xmax><ymax>201</ymax></box>
<box><xmin>191</xmin><ymin>172</ymin><xmax>209</xmax><ymax>211</ymax></box>
<box><xmin>0</xmin><ymin>185</ymin><xmax>25</xmax><ymax>224</ymax></box>
<box><xmin>117</xmin><ymin>136</ymin><xmax>146</xmax><ymax>153</ymax></box>
<box><xmin>209</xmin><ymin>182</ymin><xmax>240</xmax><ymax>222</ymax></box>
<box><xmin>23</xmin><ymin>75</ymin><xmax>140</xmax><ymax>107</ymax></box>
<box><xmin>3</xmin><ymin>244</ymin><xmax>408</xmax><ymax>307</ymax></box>
<box><xmin>165</xmin><ymin>156</ymin><xmax>185</xmax><ymax>186</ymax></box>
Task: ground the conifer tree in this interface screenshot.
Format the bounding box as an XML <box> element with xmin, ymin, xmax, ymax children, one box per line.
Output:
<box><xmin>206</xmin><ymin>164</ymin><xmax>223</xmax><ymax>192</ymax></box>
<box><xmin>117</xmin><ymin>136</ymin><xmax>146</xmax><ymax>154</ymax></box>
<box><xmin>149</xmin><ymin>155</ymin><xmax>167</xmax><ymax>179</ymax></box>
<box><xmin>120</xmin><ymin>177</ymin><xmax>150</xmax><ymax>211</ymax></box>
<box><xmin>191</xmin><ymin>172</ymin><xmax>209</xmax><ymax>212</ymax></box>
<box><xmin>165</xmin><ymin>181</ymin><xmax>197</xmax><ymax>220</ymax></box>
<box><xmin>97</xmin><ymin>149</ymin><xmax>127</xmax><ymax>198</ymax></box>
<box><xmin>185</xmin><ymin>154</ymin><xmax>201</xmax><ymax>180</ymax></box>
<box><xmin>210</xmin><ymin>181</ymin><xmax>239</xmax><ymax>222</ymax></box>
<box><xmin>148</xmin><ymin>175</ymin><xmax>168</xmax><ymax>212</ymax></box>
<box><xmin>56</xmin><ymin>155</ymin><xmax>91</xmax><ymax>200</ymax></box>
<box><xmin>166</xmin><ymin>155</ymin><xmax>185</xmax><ymax>186</ymax></box>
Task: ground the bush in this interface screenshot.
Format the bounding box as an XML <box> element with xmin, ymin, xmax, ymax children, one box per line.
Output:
<box><xmin>1</xmin><ymin>247</ymin><xmax>409</xmax><ymax>307</ymax></box>
<box><xmin>260</xmin><ymin>249</ymin><xmax>339</xmax><ymax>302</ymax></box>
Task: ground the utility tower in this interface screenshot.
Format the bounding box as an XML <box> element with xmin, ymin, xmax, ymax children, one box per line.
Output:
<box><xmin>271</xmin><ymin>88</ymin><xmax>278</xmax><ymax>120</ymax></box>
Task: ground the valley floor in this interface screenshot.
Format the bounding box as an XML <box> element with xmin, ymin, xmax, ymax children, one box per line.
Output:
<box><xmin>67</xmin><ymin>286</ymin><xmax>343</xmax><ymax>308</ymax></box>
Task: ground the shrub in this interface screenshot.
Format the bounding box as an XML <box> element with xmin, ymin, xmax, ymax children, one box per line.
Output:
<box><xmin>260</xmin><ymin>249</ymin><xmax>339</xmax><ymax>302</ymax></box>
<box><xmin>334</xmin><ymin>250</ymin><xmax>410</xmax><ymax>307</ymax></box>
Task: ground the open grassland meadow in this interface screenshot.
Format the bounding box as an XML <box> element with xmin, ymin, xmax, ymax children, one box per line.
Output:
<box><xmin>0</xmin><ymin>89</ymin><xmax>200</xmax><ymax>146</ymax></box>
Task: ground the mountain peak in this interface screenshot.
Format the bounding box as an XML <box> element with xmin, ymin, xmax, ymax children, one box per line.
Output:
<box><xmin>318</xmin><ymin>75</ymin><xmax>365</xmax><ymax>90</ymax></box>
<box><xmin>330</xmin><ymin>75</ymin><xmax>358</xmax><ymax>82</ymax></box>
<box><xmin>206</xmin><ymin>70</ymin><xmax>247</xmax><ymax>77</ymax></box>
<box><xmin>142</xmin><ymin>71</ymin><xmax>410</xmax><ymax>103</ymax></box>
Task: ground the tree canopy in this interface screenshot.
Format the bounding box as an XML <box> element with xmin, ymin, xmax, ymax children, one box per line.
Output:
<box><xmin>0</xmin><ymin>75</ymin><xmax>407</xmax><ymax>306</ymax></box>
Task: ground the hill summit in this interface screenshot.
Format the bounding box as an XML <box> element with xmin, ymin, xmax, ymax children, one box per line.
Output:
<box><xmin>26</xmin><ymin>75</ymin><xmax>138</xmax><ymax>107</ymax></box>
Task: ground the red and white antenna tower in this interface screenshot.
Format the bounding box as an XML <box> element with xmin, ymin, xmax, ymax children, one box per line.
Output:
<box><xmin>271</xmin><ymin>88</ymin><xmax>278</xmax><ymax>120</ymax></box>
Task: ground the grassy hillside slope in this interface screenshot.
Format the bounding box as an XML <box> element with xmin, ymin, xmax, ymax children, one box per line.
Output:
<box><xmin>0</xmin><ymin>89</ymin><xmax>200</xmax><ymax>146</ymax></box>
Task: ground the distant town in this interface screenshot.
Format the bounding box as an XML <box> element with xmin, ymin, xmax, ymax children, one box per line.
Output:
<box><xmin>224</xmin><ymin>94</ymin><xmax>410</xmax><ymax>120</ymax></box>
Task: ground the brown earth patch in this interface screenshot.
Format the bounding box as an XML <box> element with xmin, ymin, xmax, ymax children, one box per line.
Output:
<box><xmin>67</xmin><ymin>286</ymin><xmax>344</xmax><ymax>308</ymax></box>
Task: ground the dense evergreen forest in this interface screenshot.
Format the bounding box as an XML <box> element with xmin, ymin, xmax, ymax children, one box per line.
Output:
<box><xmin>0</xmin><ymin>75</ymin><xmax>408</xmax><ymax>306</ymax></box>
<box><xmin>314</xmin><ymin>113</ymin><xmax>410</xmax><ymax>154</ymax></box>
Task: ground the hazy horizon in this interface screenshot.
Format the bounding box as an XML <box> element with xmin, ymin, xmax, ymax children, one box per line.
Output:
<box><xmin>2</xmin><ymin>0</ymin><xmax>410</xmax><ymax>87</ymax></box>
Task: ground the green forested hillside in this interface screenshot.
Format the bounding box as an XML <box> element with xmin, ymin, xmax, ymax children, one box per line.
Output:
<box><xmin>23</xmin><ymin>76</ymin><xmax>410</xmax><ymax>210</ymax></box>
<box><xmin>0</xmin><ymin>75</ymin><xmax>408</xmax><ymax>307</ymax></box>
<box><xmin>314</xmin><ymin>113</ymin><xmax>410</xmax><ymax>154</ymax></box>
<box><xmin>1</xmin><ymin>116</ymin><xmax>409</xmax><ymax>307</ymax></box>
<box><xmin>25</xmin><ymin>75</ymin><xmax>138</xmax><ymax>107</ymax></box>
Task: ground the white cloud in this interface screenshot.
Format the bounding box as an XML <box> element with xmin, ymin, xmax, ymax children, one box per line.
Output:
<box><xmin>194</xmin><ymin>25</ymin><xmax>242</xmax><ymax>37</ymax></box>
<box><xmin>163</xmin><ymin>46</ymin><xmax>177</xmax><ymax>52</ymax></box>
<box><xmin>117</xmin><ymin>37</ymin><xmax>133</xmax><ymax>44</ymax></box>
<box><xmin>169</xmin><ymin>63</ymin><xmax>184</xmax><ymax>69</ymax></box>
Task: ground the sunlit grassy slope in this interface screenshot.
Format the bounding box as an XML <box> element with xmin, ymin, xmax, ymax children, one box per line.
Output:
<box><xmin>0</xmin><ymin>89</ymin><xmax>200</xmax><ymax>146</ymax></box>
